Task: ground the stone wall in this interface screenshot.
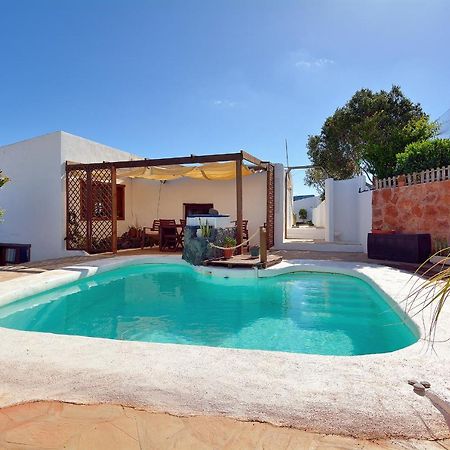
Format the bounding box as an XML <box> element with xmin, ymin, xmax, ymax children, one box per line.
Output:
<box><xmin>372</xmin><ymin>180</ymin><xmax>450</xmax><ymax>245</ymax></box>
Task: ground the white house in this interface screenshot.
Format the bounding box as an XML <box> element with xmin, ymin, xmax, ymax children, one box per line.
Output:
<box><xmin>0</xmin><ymin>131</ymin><xmax>372</xmax><ymax>263</ymax></box>
<box><xmin>0</xmin><ymin>132</ymin><xmax>270</xmax><ymax>261</ymax></box>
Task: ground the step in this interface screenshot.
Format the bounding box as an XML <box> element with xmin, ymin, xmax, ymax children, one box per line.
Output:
<box><xmin>286</xmin><ymin>226</ymin><xmax>325</xmax><ymax>240</ymax></box>
<box><xmin>275</xmin><ymin>240</ymin><xmax>364</xmax><ymax>253</ymax></box>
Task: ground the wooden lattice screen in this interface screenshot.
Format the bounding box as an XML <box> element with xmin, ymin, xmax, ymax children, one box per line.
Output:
<box><xmin>266</xmin><ymin>163</ymin><xmax>275</xmax><ymax>248</ymax></box>
<box><xmin>66</xmin><ymin>165</ymin><xmax>115</xmax><ymax>253</ymax></box>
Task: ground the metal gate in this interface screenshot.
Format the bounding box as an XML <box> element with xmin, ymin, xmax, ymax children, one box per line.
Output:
<box><xmin>66</xmin><ymin>165</ymin><xmax>115</xmax><ymax>253</ymax></box>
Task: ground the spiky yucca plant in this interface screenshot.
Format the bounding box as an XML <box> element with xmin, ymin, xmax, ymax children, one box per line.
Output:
<box><xmin>404</xmin><ymin>247</ymin><xmax>450</xmax><ymax>345</ymax></box>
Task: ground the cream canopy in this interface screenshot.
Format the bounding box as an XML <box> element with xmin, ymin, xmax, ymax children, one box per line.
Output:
<box><xmin>118</xmin><ymin>161</ymin><xmax>253</xmax><ymax>181</ymax></box>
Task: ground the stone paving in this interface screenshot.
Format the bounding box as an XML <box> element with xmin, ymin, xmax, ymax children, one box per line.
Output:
<box><xmin>0</xmin><ymin>248</ymin><xmax>426</xmax><ymax>284</ymax></box>
<box><xmin>0</xmin><ymin>401</ymin><xmax>448</xmax><ymax>450</ymax></box>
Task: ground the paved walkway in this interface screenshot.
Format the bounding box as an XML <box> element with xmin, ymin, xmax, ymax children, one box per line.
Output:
<box><xmin>0</xmin><ymin>248</ymin><xmax>426</xmax><ymax>284</ymax></box>
<box><xmin>0</xmin><ymin>401</ymin><xmax>448</xmax><ymax>449</ymax></box>
<box><xmin>0</xmin><ymin>248</ymin><xmax>168</xmax><ymax>282</ymax></box>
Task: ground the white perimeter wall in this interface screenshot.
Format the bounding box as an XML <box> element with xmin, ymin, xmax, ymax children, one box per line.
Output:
<box><xmin>357</xmin><ymin>189</ymin><xmax>372</xmax><ymax>252</ymax></box>
<box><xmin>327</xmin><ymin>176</ymin><xmax>372</xmax><ymax>247</ymax></box>
<box><xmin>311</xmin><ymin>200</ymin><xmax>326</xmax><ymax>227</ymax></box>
<box><xmin>0</xmin><ymin>133</ymin><xmax>63</xmax><ymax>261</ymax></box>
<box><xmin>281</xmin><ymin>172</ymin><xmax>373</xmax><ymax>251</ymax></box>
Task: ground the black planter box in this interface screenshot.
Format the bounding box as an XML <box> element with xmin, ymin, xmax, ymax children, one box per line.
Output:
<box><xmin>368</xmin><ymin>233</ymin><xmax>431</xmax><ymax>263</ymax></box>
<box><xmin>0</xmin><ymin>243</ymin><xmax>31</xmax><ymax>265</ymax></box>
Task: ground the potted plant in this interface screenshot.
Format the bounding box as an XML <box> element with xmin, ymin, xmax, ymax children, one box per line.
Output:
<box><xmin>298</xmin><ymin>208</ymin><xmax>307</xmax><ymax>223</ymax></box>
<box><xmin>128</xmin><ymin>226</ymin><xmax>138</xmax><ymax>238</ymax></box>
<box><xmin>249</xmin><ymin>245</ymin><xmax>260</xmax><ymax>258</ymax></box>
<box><xmin>223</xmin><ymin>236</ymin><xmax>236</xmax><ymax>259</ymax></box>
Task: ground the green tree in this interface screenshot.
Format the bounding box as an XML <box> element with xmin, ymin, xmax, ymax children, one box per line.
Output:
<box><xmin>305</xmin><ymin>86</ymin><xmax>438</xmax><ymax>193</ymax></box>
<box><xmin>0</xmin><ymin>170</ymin><xmax>9</xmax><ymax>220</ymax></box>
<box><xmin>395</xmin><ymin>138</ymin><xmax>450</xmax><ymax>174</ymax></box>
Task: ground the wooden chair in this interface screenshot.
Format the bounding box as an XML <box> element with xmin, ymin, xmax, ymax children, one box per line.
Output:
<box><xmin>177</xmin><ymin>219</ymin><xmax>186</xmax><ymax>249</ymax></box>
<box><xmin>150</xmin><ymin>219</ymin><xmax>160</xmax><ymax>232</ymax></box>
<box><xmin>141</xmin><ymin>219</ymin><xmax>161</xmax><ymax>249</ymax></box>
<box><xmin>159</xmin><ymin>219</ymin><xmax>178</xmax><ymax>251</ymax></box>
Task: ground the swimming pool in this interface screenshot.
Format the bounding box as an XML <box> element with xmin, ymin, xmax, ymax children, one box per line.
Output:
<box><xmin>0</xmin><ymin>263</ymin><xmax>418</xmax><ymax>355</ymax></box>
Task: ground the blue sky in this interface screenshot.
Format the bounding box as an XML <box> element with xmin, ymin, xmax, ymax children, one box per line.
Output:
<box><xmin>1</xmin><ymin>0</ymin><xmax>449</xmax><ymax>194</ymax></box>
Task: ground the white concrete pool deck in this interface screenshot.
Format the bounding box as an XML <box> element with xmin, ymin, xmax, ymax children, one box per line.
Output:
<box><xmin>0</xmin><ymin>255</ymin><xmax>449</xmax><ymax>440</ymax></box>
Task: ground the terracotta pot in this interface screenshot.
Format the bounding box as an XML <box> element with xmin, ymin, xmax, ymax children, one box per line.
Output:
<box><xmin>223</xmin><ymin>247</ymin><xmax>233</xmax><ymax>259</ymax></box>
<box><xmin>372</xmin><ymin>229</ymin><xmax>396</xmax><ymax>235</ymax></box>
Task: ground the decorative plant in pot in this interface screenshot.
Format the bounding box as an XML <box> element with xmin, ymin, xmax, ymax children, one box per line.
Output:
<box><xmin>197</xmin><ymin>219</ymin><xmax>212</xmax><ymax>238</ymax></box>
<box><xmin>128</xmin><ymin>226</ymin><xmax>139</xmax><ymax>238</ymax></box>
<box><xmin>222</xmin><ymin>236</ymin><xmax>236</xmax><ymax>259</ymax></box>
<box><xmin>298</xmin><ymin>208</ymin><xmax>308</xmax><ymax>223</ymax></box>
<box><xmin>249</xmin><ymin>245</ymin><xmax>260</xmax><ymax>258</ymax></box>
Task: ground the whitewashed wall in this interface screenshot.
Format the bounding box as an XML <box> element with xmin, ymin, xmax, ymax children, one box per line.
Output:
<box><xmin>0</xmin><ymin>131</ymin><xmax>269</xmax><ymax>261</ymax></box>
<box><xmin>311</xmin><ymin>200</ymin><xmax>326</xmax><ymax>227</ymax></box>
<box><xmin>0</xmin><ymin>133</ymin><xmax>64</xmax><ymax>261</ymax></box>
<box><xmin>328</xmin><ymin>176</ymin><xmax>372</xmax><ymax>246</ymax></box>
<box><xmin>276</xmin><ymin>170</ymin><xmax>372</xmax><ymax>252</ymax></box>
<box><xmin>123</xmin><ymin>172</ymin><xmax>267</xmax><ymax>243</ymax></box>
<box><xmin>357</xmin><ymin>189</ymin><xmax>372</xmax><ymax>252</ymax></box>
<box><xmin>0</xmin><ymin>131</ymin><xmax>139</xmax><ymax>261</ymax></box>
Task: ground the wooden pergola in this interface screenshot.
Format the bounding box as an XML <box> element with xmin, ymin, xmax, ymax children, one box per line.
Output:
<box><xmin>65</xmin><ymin>151</ymin><xmax>275</xmax><ymax>254</ymax></box>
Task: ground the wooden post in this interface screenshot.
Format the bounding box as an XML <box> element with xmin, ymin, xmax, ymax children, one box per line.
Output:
<box><xmin>236</xmin><ymin>159</ymin><xmax>243</xmax><ymax>255</ymax></box>
<box><xmin>111</xmin><ymin>165</ymin><xmax>118</xmax><ymax>254</ymax></box>
<box><xmin>86</xmin><ymin>169</ymin><xmax>93</xmax><ymax>253</ymax></box>
<box><xmin>65</xmin><ymin>162</ymin><xmax>70</xmax><ymax>250</ymax></box>
<box><xmin>260</xmin><ymin>226</ymin><xmax>267</xmax><ymax>265</ymax></box>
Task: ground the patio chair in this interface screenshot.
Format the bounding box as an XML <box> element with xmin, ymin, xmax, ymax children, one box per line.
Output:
<box><xmin>177</xmin><ymin>219</ymin><xmax>186</xmax><ymax>249</ymax></box>
<box><xmin>141</xmin><ymin>219</ymin><xmax>161</xmax><ymax>249</ymax></box>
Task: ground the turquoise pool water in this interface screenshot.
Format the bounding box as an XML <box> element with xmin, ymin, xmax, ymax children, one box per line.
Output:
<box><xmin>0</xmin><ymin>264</ymin><xmax>418</xmax><ymax>355</ymax></box>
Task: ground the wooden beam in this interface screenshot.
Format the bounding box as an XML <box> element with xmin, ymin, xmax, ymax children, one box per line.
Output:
<box><xmin>286</xmin><ymin>165</ymin><xmax>315</xmax><ymax>171</ymax></box>
<box><xmin>66</xmin><ymin>152</ymin><xmax>244</xmax><ymax>171</ymax></box>
<box><xmin>236</xmin><ymin>159</ymin><xmax>243</xmax><ymax>255</ymax></box>
<box><xmin>241</xmin><ymin>151</ymin><xmax>266</xmax><ymax>168</ymax></box>
<box><xmin>111</xmin><ymin>165</ymin><xmax>118</xmax><ymax>254</ymax></box>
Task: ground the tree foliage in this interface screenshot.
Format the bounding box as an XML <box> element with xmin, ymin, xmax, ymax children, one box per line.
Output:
<box><xmin>0</xmin><ymin>170</ymin><xmax>9</xmax><ymax>220</ymax></box>
<box><xmin>396</xmin><ymin>138</ymin><xmax>450</xmax><ymax>174</ymax></box>
<box><xmin>305</xmin><ymin>86</ymin><xmax>438</xmax><ymax>193</ymax></box>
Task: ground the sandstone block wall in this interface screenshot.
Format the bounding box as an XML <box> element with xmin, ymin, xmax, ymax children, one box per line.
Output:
<box><xmin>372</xmin><ymin>180</ymin><xmax>450</xmax><ymax>245</ymax></box>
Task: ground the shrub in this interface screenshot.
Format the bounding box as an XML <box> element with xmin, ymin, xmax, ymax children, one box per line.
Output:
<box><xmin>395</xmin><ymin>139</ymin><xmax>450</xmax><ymax>174</ymax></box>
<box><xmin>298</xmin><ymin>208</ymin><xmax>308</xmax><ymax>220</ymax></box>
